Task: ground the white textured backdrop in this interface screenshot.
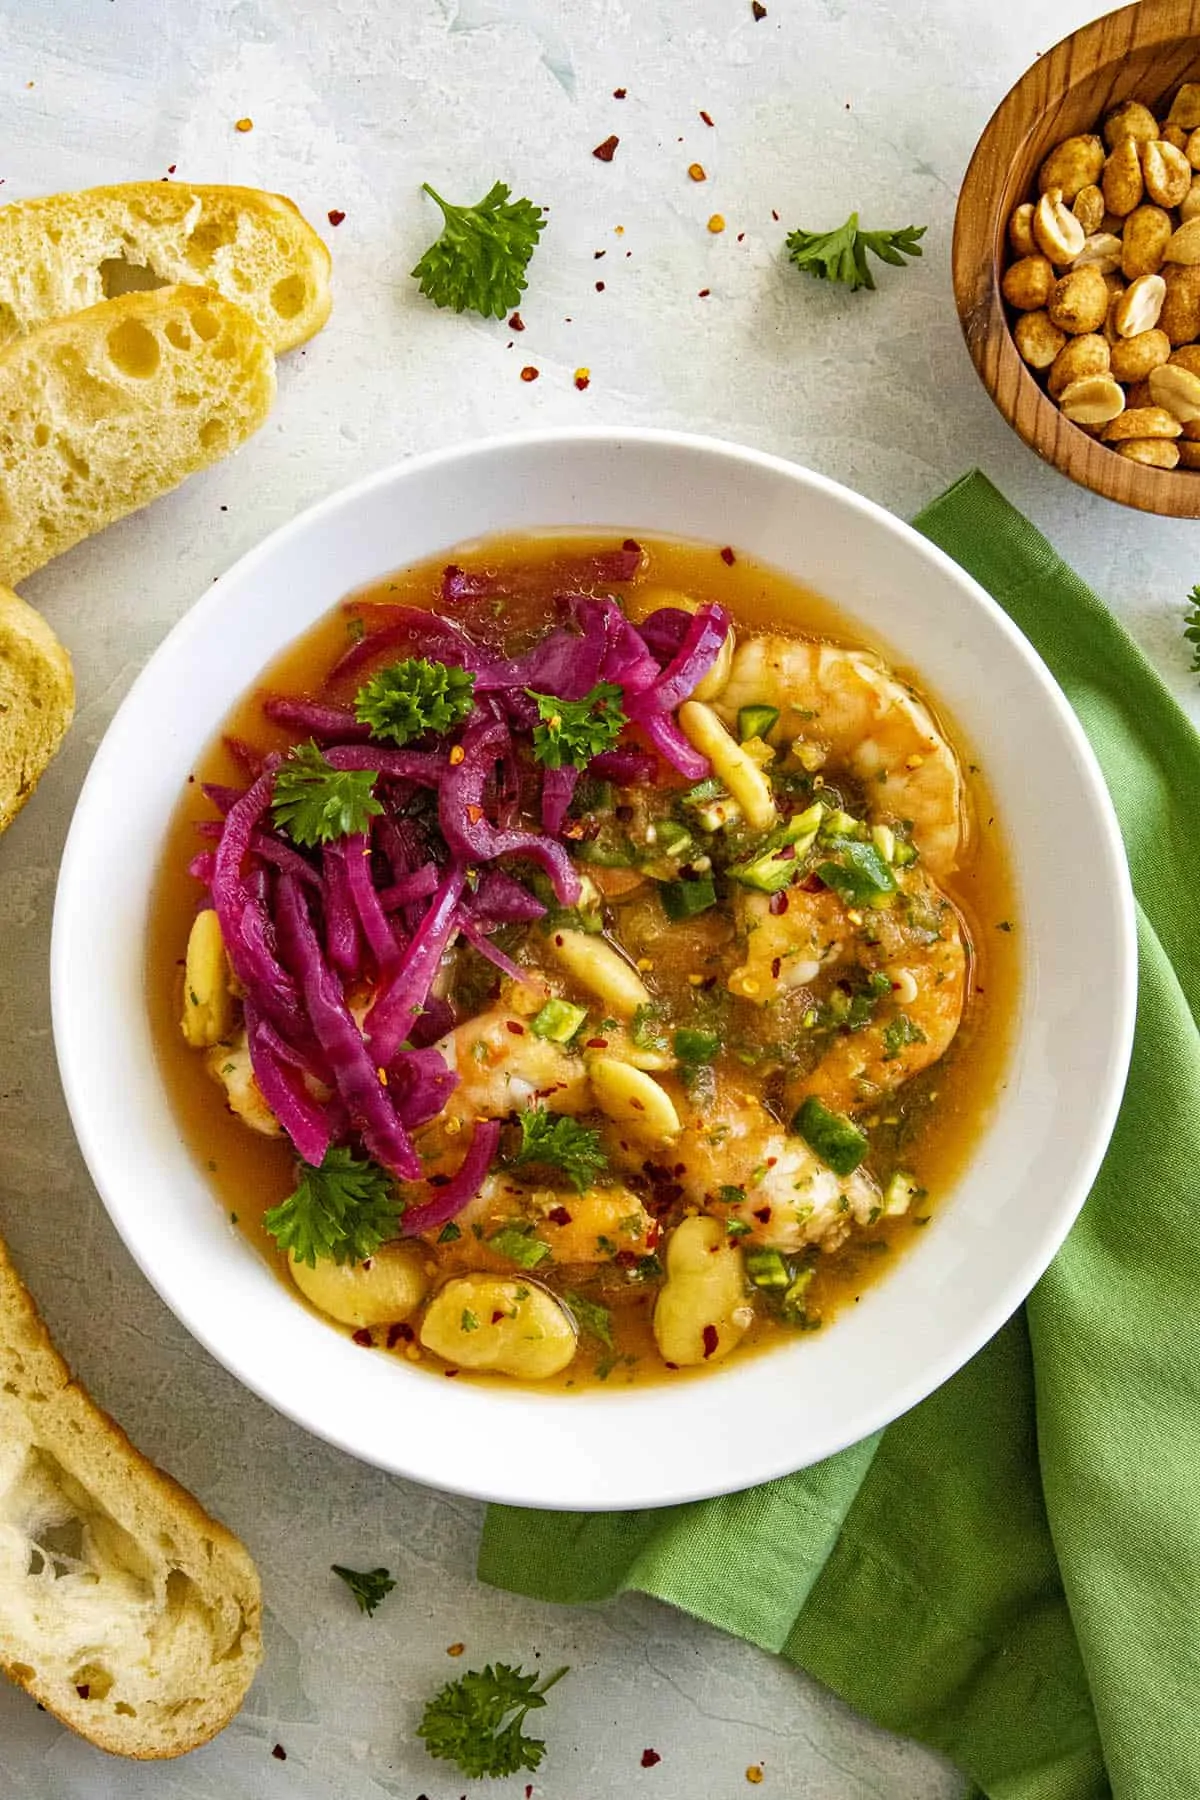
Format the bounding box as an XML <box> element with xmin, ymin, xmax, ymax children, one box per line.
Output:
<box><xmin>0</xmin><ymin>1</ymin><xmax>1192</xmax><ymax>1795</ymax></box>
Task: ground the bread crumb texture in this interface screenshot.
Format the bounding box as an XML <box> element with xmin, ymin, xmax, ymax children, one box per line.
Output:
<box><xmin>0</xmin><ymin>1238</ymin><xmax>262</xmax><ymax>1756</ymax></box>
<box><xmin>0</xmin><ymin>184</ymin><xmax>330</xmax><ymax>354</ymax></box>
<box><xmin>0</xmin><ymin>586</ymin><xmax>73</xmax><ymax>833</ymax></box>
<box><xmin>0</xmin><ymin>285</ymin><xmax>276</xmax><ymax>586</ymax></box>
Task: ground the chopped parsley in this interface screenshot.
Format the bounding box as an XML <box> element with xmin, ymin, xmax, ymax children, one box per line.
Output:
<box><xmin>263</xmin><ymin>1148</ymin><xmax>401</xmax><ymax>1268</ymax></box>
<box><xmin>882</xmin><ymin>1014</ymin><xmax>927</xmax><ymax>1060</ymax></box>
<box><xmin>527</xmin><ymin>682</ymin><xmax>627</xmax><ymax>770</ymax></box>
<box><xmin>509</xmin><ymin>1108</ymin><xmax>607</xmax><ymax>1192</ymax></box>
<box><xmin>417</xmin><ymin>1662</ymin><xmax>569</xmax><ymax>1779</ymax></box>
<box><xmin>354</xmin><ymin>657</ymin><xmax>476</xmax><ymax>746</ymax></box>
<box><xmin>564</xmin><ymin>1290</ymin><xmax>614</xmax><ymax>1347</ymax></box>
<box><xmin>270</xmin><ymin>741</ymin><xmax>383</xmax><ymax>847</ymax></box>
<box><xmin>331</xmin><ymin>1565</ymin><xmax>396</xmax><ymax>1617</ymax></box>
<box><xmin>488</xmin><ymin>1223</ymin><xmax>552</xmax><ymax>1268</ymax></box>
<box><xmin>412</xmin><ymin>182</ymin><xmax>545</xmax><ymax>319</ymax></box>
<box><xmin>785</xmin><ymin>213</ymin><xmax>926</xmax><ymax>292</ymax></box>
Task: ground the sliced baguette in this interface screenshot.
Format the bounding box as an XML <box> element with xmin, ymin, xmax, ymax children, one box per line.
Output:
<box><xmin>0</xmin><ymin>183</ymin><xmax>330</xmax><ymax>355</ymax></box>
<box><xmin>0</xmin><ymin>586</ymin><xmax>73</xmax><ymax>832</ymax></box>
<box><xmin>0</xmin><ymin>1234</ymin><xmax>262</xmax><ymax>1756</ymax></box>
<box><xmin>0</xmin><ymin>286</ymin><xmax>276</xmax><ymax>588</ymax></box>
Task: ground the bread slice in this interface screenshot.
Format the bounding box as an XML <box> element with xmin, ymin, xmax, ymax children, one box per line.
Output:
<box><xmin>0</xmin><ymin>184</ymin><xmax>330</xmax><ymax>355</ymax></box>
<box><xmin>0</xmin><ymin>1235</ymin><xmax>262</xmax><ymax>1756</ymax></box>
<box><xmin>0</xmin><ymin>586</ymin><xmax>73</xmax><ymax>832</ymax></box>
<box><xmin>0</xmin><ymin>285</ymin><xmax>276</xmax><ymax>587</ymax></box>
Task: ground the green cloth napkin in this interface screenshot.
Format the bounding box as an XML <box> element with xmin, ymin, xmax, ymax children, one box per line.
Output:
<box><xmin>479</xmin><ymin>472</ymin><xmax>1200</xmax><ymax>1800</ymax></box>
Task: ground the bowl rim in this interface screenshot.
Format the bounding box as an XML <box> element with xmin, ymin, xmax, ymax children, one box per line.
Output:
<box><xmin>952</xmin><ymin>0</ymin><xmax>1200</xmax><ymax>518</ymax></box>
<box><xmin>51</xmin><ymin>426</ymin><xmax>1138</xmax><ymax>1508</ymax></box>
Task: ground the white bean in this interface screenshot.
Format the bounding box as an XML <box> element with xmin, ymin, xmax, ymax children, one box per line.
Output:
<box><xmin>652</xmin><ymin>1215</ymin><xmax>751</xmax><ymax>1367</ymax></box>
<box><xmin>678</xmin><ymin>701</ymin><xmax>778</xmax><ymax>832</ymax></box>
<box><xmin>420</xmin><ymin>1275</ymin><xmax>577</xmax><ymax>1379</ymax></box>
<box><xmin>548</xmin><ymin>929</ymin><xmax>651</xmax><ymax>1019</ymax></box>
<box><xmin>588</xmin><ymin>1055</ymin><xmax>681</xmax><ymax>1144</ymax></box>
<box><xmin>289</xmin><ymin>1245</ymin><xmax>430</xmax><ymax>1328</ymax></box>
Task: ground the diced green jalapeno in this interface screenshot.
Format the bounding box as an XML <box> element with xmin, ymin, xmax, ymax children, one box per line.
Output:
<box><xmin>737</xmin><ymin>704</ymin><xmax>780</xmax><ymax>742</ymax></box>
<box><xmin>793</xmin><ymin>1096</ymin><xmax>868</xmax><ymax>1176</ymax></box>
<box><xmin>661</xmin><ymin>875</ymin><xmax>717</xmax><ymax>920</ymax></box>
<box><xmin>745</xmin><ymin>1247</ymin><xmax>790</xmax><ymax>1289</ymax></box>
<box><xmin>530</xmin><ymin>999</ymin><xmax>588</xmax><ymax>1043</ymax></box>
<box><xmin>673</xmin><ymin>1027</ymin><xmax>720</xmax><ymax>1064</ymax></box>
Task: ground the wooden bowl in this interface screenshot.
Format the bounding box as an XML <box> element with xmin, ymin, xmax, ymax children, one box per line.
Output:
<box><xmin>953</xmin><ymin>0</ymin><xmax>1200</xmax><ymax>516</ymax></box>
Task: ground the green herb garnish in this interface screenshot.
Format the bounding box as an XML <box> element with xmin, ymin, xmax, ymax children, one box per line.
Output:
<box><xmin>793</xmin><ymin>1096</ymin><xmax>869</xmax><ymax>1177</ymax></box>
<box><xmin>412</xmin><ymin>182</ymin><xmax>545</xmax><ymax>319</ymax></box>
<box><xmin>510</xmin><ymin>1108</ymin><xmax>607</xmax><ymax>1191</ymax></box>
<box><xmin>354</xmin><ymin>657</ymin><xmax>476</xmax><ymax>746</ymax></box>
<box><xmin>488</xmin><ymin>1223</ymin><xmax>552</xmax><ymax>1268</ymax></box>
<box><xmin>786</xmin><ymin>213</ymin><xmax>926</xmax><ymax>292</ymax></box>
<box><xmin>332</xmin><ymin>1564</ymin><xmax>396</xmax><ymax>1617</ymax></box>
<box><xmin>674</xmin><ymin>1027</ymin><xmax>720</xmax><ymax>1065</ymax></box>
<box><xmin>815</xmin><ymin>837</ymin><xmax>898</xmax><ymax>907</ymax></box>
<box><xmin>881</xmin><ymin>1013</ymin><xmax>927</xmax><ymax>1060</ymax></box>
<box><xmin>263</xmin><ymin>1147</ymin><xmax>401</xmax><ymax>1267</ymax></box>
<box><xmin>527</xmin><ymin>682</ymin><xmax>628</xmax><ymax>770</ymax></box>
<box><xmin>631</xmin><ymin>1003</ymin><xmax>671</xmax><ymax>1055</ymax></box>
<box><xmin>270</xmin><ymin>741</ymin><xmax>383</xmax><ymax>848</ymax></box>
<box><xmin>530</xmin><ymin>998</ymin><xmax>588</xmax><ymax>1044</ymax></box>
<box><xmin>417</xmin><ymin>1662</ymin><xmax>569</xmax><ymax>1779</ymax></box>
<box><xmin>660</xmin><ymin>874</ymin><xmax>717</xmax><ymax>920</ymax></box>
<box><xmin>564</xmin><ymin>1290</ymin><xmax>614</xmax><ymax>1346</ymax></box>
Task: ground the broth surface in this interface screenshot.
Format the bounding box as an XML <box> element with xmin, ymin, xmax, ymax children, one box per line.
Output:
<box><xmin>149</xmin><ymin>533</ymin><xmax>1018</xmax><ymax>1390</ymax></box>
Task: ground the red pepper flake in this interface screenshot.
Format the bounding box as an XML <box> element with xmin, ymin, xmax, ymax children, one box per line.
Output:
<box><xmin>235</xmin><ymin>116</ymin><xmax>254</xmax><ymax>132</ymax></box>
<box><xmin>352</xmin><ymin>1328</ymin><xmax>373</xmax><ymax>1347</ymax></box>
<box><xmin>444</xmin><ymin>1367</ymin><xmax>459</xmax><ymax>1377</ymax></box>
<box><xmin>754</xmin><ymin>1206</ymin><xmax>772</xmax><ymax>1224</ymax></box>
<box><xmin>752</xmin><ymin>0</ymin><xmax>767</xmax><ymax>16</ymax></box>
<box><xmin>547</xmin><ymin>1205</ymin><xmax>573</xmax><ymax>1226</ymax></box>
<box><xmin>700</xmin><ymin>109</ymin><xmax>715</xmax><ymax>127</ymax></box>
<box><xmin>506</xmin><ymin>1020</ymin><xmax>526</xmax><ymax>1035</ymax></box>
<box><xmin>613</xmin><ymin>87</ymin><xmax>627</xmax><ymax>99</ymax></box>
<box><xmin>509</xmin><ymin>311</ymin><xmax>525</xmax><ymax>331</ymax></box>
<box><xmin>585</xmin><ymin>1037</ymin><xmax>609</xmax><ymax>1049</ymax></box>
<box><xmin>447</xmin><ymin>1642</ymin><xmax>466</xmax><ymax>1656</ymax></box>
<box><xmin>327</xmin><ymin>208</ymin><xmax>346</xmax><ymax>226</ymax></box>
<box><xmin>574</xmin><ymin>367</ymin><xmax>591</xmax><ymax>390</ymax></box>
<box><xmin>271</xmin><ymin>1744</ymin><xmax>287</xmax><ymax>1761</ymax></box>
<box><xmin>520</xmin><ymin>365</ymin><xmax>539</xmax><ymax>382</ymax></box>
<box><xmin>594</xmin><ymin>249</ymin><xmax>607</xmax><ymax>259</ymax></box>
<box><xmin>491</xmin><ymin>1310</ymin><xmax>506</xmax><ymax>1324</ymax></box>
<box><xmin>688</xmin><ymin>162</ymin><xmax>707</xmax><ymax>182</ymax></box>
<box><xmin>167</xmin><ymin>163</ymin><xmax>177</xmax><ymax>174</ymax></box>
<box><xmin>701</xmin><ymin>1324</ymin><xmax>719</xmax><ymax>1359</ymax></box>
<box><xmin>466</xmin><ymin>803</ymin><xmax>485</xmax><ymax>823</ymax></box>
<box><xmin>595</xmin><ymin>280</ymin><xmax>606</xmax><ymax>291</ymax></box>
<box><xmin>698</xmin><ymin>288</ymin><xmax>711</xmax><ymax>298</ymax></box>
<box><xmin>526</xmin><ymin>1788</ymin><xmax>534</xmax><ymax>1800</ymax></box>
<box><xmin>771</xmin><ymin>956</ymin><xmax>782</xmax><ymax>980</ymax></box>
<box><xmin>737</xmin><ymin>231</ymin><xmax>746</xmax><ymax>242</ymax></box>
<box><xmin>593</xmin><ymin>135</ymin><xmax>620</xmax><ymax>162</ymax></box>
<box><xmin>768</xmin><ymin>891</ymin><xmax>789</xmax><ymax>916</ymax></box>
<box><xmin>387</xmin><ymin>1321</ymin><xmax>414</xmax><ymax>1348</ymax></box>
<box><xmin>76</xmin><ymin>1684</ymin><xmax>90</xmax><ymax>1699</ymax></box>
<box><xmin>771</xmin><ymin>208</ymin><xmax>780</xmax><ymax>221</ymax></box>
<box><xmin>719</xmin><ymin>545</ymin><xmax>736</xmax><ymax>565</ymax></box>
<box><xmin>641</xmin><ymin>1748</ymin><xmax>663</xmax><ymax>1768</ymax></box>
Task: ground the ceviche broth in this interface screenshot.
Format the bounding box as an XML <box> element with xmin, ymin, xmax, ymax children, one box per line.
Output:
<box><xmin>149</xmin><ymin>533</ymin><xmax>1017</xmax><ymax>1391</ymax></box>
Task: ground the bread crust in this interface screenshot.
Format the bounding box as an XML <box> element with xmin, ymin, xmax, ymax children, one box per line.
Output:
<box><xmin>0</xmin><ymin>1236</ymin><xmax>262</xmax><ymax>1756</ymax></box>
<box><xmin>0</xmin><ymin>585</ymin><xmax>73</xmax><ymax>832</ymax></box>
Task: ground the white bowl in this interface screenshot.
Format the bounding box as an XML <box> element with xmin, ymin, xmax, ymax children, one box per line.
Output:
<box><xmin>52</xmin><ymin>429</ymin><xmax>1135</xmax><ymax>1510</ymax></box>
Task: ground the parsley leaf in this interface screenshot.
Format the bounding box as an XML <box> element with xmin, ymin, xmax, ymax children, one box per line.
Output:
<box><xmin>527</xmin><ymin>682</ymin><xmax>628</xmax><ymax>770</ymax></box>
<box><xmin>270</xmin><ymin>741</ymin><xmax>383</xmax><ymax>848</ymax></box>
<box><xmin>417</xmin><ymin>1662</ymin><xmax>569</xmax><ymax>1780</ymax></box>
<box><xmin>354</xmin><ymin>657</ymin><xmax>476</xmax><ymax>746</ymax></box>
<box><xmin>1186</xmin><ymin>585</ymin><xmax>1200</xmax><ymax>673</ymax></box>
<box><xmin>881</xmin><ymin>1013</ymin><xmax>927</xmax><ymax>1060</ymax></box>
<box><xmin>331</xmin><ymin>1565</ymin><xmax>395</xmax><ymax>1617</ymax></box>
<box><xmin>412</xmin><ymin>181</ymin><xmax>545</xmax><ymax>319</ymax></box>
<box><xmin>631</xmin><ymin>1002</ymin><xmax>670</xmax><ymax>1055</ymax></box>
<box><xmin>509</xmin><ymin>1108</ymin><xmax>607</xmax><ymax>1191</ymax></box>
<box><xmin>564</xmin><ymin>1290</ymin><xmax>613</xmax><ymax>1346</ymax></box>
<box><xmin>488</xmin><ymin>1224</ymin><xmax>552</xmax><ymax>1268</ymax></box>
<box><xmin>263</xmin><ymin>1147</ymin><xmax>401</xmax><ymax>1268</ymax></box>
<box><xmin>785</xmin><ymin>213</ymin><xmax>926</xmax><ymax>292</ymax></box>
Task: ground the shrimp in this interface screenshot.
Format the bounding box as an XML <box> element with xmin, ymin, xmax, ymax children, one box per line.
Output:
<box><xmin>433</xmin><ymin>998</ymin><xmax>591</xmax><ymax>1131</ymax></box>
<box><xmin>728</xmin><ymin>887</ymin><xmax>848</xmax><ymax>1003</ymax></box>
<box><xmin>712</xmin><ymin>636</ymin><xmax>965</xmax><ymax>876</ymax></box>
<box><xmin>454</xmin><ymin>1173</ymin><xmax>656</xmax><ymax>1264</ymax></box>
<box><xmin>611</xmin><ymin>1082</ymin><xmax>877</xmax><ymax>1254</ymax></box>
<box><xmin>205</xmin><ymin>1029</ymin><xmax>282</xmax><ymax>1137</ymax></box>
<box><xmin>773</xmin><ymin>866</ymin><xmax>968</xmax><ymax>1117</ymax></box>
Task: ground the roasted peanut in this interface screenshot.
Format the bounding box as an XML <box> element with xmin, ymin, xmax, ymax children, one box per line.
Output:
<box><xmin>1008</xmin><ymin>202</ymin><xmax>1037</xmax><ymax>256</ymax></box>
<box><xmin>1034</xmin><ymin>189</ymin><xmax>1087</xmax><ymax>263</ymax></box>
<box><xmin>1113</xmin><ymin>272</ymin><xmax>1167</xmax><ymax>336</ymax></box>
<box><xmin>1124</xmin><ymin>378</ymin><xmax>1155</xmax><ymax>408</ymax></box>
<box><xmin>1102</xmin><ymin>405</ymin><xmax>1182</xmax><ymax>441</ymax></box>
<box><xmin>1038</xmin><ymin>134</ymin><xmax>1105</xmax><ymax>201</ymax></box>
<box><xmin>1188</xmin><ymin>128</ymin><xmax>1200</xmax><ymax>171</ymax></box>
<box><xmin>1103</xmin><ymin>100</ymin><xmax>1159</xmax><ymax>149</ymax></box>
<box><xmin>1047</xmin><ymin>333</ymin><xmax>1110</xmax><ymax>398</ymax></box>
<box><xmin>1001</xmin><ymin>253</ymin><xmax>1055</xmax><ymax>309</ymax></box>
<box><xmin>1072</xmin><ymin>184</ymin><xmax>1106</xmax><ymax>234</ymax></box>
<box><xmin>1121</xmin><ymin>205</ymin><xmax>1172</xmax><ymax>277</ymax></box>
<box><xmin>1047</xmin><ymin>264</ymin><xmax>1109</xmax><ymax>333</ymax></box>
<box><xmin>1014</xmin><ymin>309</ymin><xmax>1067</xmax><ymax>368</ymax></box>
<box><xmin>1163</xmin><ymin>123</ymin><xmax>1189</xmax><ymax>152</ymax></box>
<box><xmin>1168</xmin><ymin>84</ymin><xmax>1200</xmax><ymax>132</ymax></box>
<box><xmin>1164</xmin><ymin>215</ymin><xmax>1200</xmax><ymax>264</ymax></box>
<box><xmin>1116</xmin><ymin>437</ymin><xmax>1180</xmax><ymax>467</ymax></box>
<box><xmin>1103</xmin><ymin>138</ymin><xmax>1145</xmax><ymax>216</ymax></box>
<box><xmin>1182</xmin><ymin>413</ymin><xmax>1200</xmax><ymax>439</ymax></box>
<box><xmin>1058</xmin><ymin>373</ymin><xmax>1126</xmax><ymax>424</ymax></box>
<box><xmin>1142</xmin><ymin>140</ymin><xmax>1192</xmax><ymax>209</ymax></box>
<box><xmin>1170</xmin><ymin>343</ymin><xmax>1200</xmax><ymax>375</ymax></box>
<box><xmin>1182</xmin><ymin>177</ymin><xmax>1200</xmax><ymax>223</ymax></box>
<box><xmin>1148</xmin><ymin>360</ymin><xmax>1200</xmax><ymax>421</ymax></box>
<box><xmin>1177</xmin><ymin>440</ymin><xmax>1200</xmax><ymax>467</ymax></box>
<box><xmin>1109</xmin><ymin>328</ymin><xmax>1171</xmax><ymax>382</ymax></box>
<box><xmin>1073</xmin><ymin>231</ymin><xmax>1123</xmax><ymax>273</ymax></box>
<box><xmin>1159</xmin><ymin>264</ymin><xmax>1200</xmax><ymax>344</ymax></box>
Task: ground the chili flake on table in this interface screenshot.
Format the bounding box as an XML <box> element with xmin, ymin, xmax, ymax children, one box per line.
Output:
<box><xmin>520</xmin><ymin>366</ymin><xmax>539</xmax><ymax>382</ymax></box>
<box><xmin>593</xmin><ymin>135</ymin><xmax>620</xmax><ymax>162</ymax></box>
<box><xmin>327</xmin><ymin>208</ymin><xmax>345</xmax><ymax>226</ymax></box>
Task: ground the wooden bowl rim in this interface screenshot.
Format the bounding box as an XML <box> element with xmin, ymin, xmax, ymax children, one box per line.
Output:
<box><xmin>953</xmin><ymin>0</ymin><xmax>1200</xmax><ymax>517</ymax></box>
